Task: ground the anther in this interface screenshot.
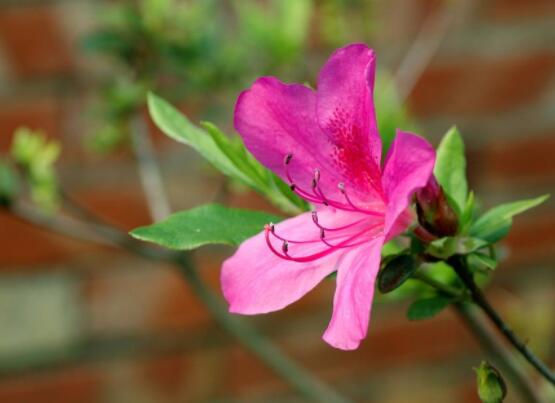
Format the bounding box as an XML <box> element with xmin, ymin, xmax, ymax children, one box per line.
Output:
<box><xmin>311</xmin><ymin>211</ymin><xmax>318</xmax><ymax>223</ymax></box>
<box><xmin>314</xmin><ymin>168</ymin><xmax>320</xmax><ymax>182</ymax></box>
<box><xmin>269</xmin><ymin>223</ymin><xmax>275</xmax><ymax>233</ymax></box>
<box><xmin>284</xmin><ymin>153</ymin><xmax>293</xmax><ymax>165</ymax></box>
<box><xmin>338</xmin><ymin>182</ymin><xmax>345</xmax><ymax>193</ymax></box>
<box><xmin>290</xmin><ymin>184</ymin><xmax>296</xmax><ymax>191</ymax></box>
<box><xmin>282</xmin><ymin>241</ymin><xmax>289</xmax><ymax>253</ymax></box>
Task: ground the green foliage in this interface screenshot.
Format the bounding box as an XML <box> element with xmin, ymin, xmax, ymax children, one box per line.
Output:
<box><xmin>426</xmin><ymin>236</ymin><xmax>488</xmax><ymax>260</ymax></box>
<box><xmin>10</xmin><ymin>128</ymin><xmax>60</xmax><ymax>210</ymax></box>
<box><xmin>0</xmin><ymin>160</ymin><xmax>19</xmax><ymax>206</ymax></box>
<box><xmin>148</xmin><ymin>93</ymin><xmax>307</xmax><ymax>214</ymax></box>
<box><xmin>377</xmin><ymin>261</ymin><xmax>458</xmax><ymax>303</ymax></box>
<box><xmin>406</xmin><ymin>295</ymin><xmax>452</xmax><ymax>321</ymax></box>
<box><xmin>434</xmin><ymin>127</ymin><xmax>467</xmax><ymax>217</ymax></box>
<box><xmin>470</xmin><ymin>195</ymin><xmax>549</xmax><ymax>243</ymax></box>
<box><xmin>378</xmin><ymin>254</ymin><xmax>419</xmax><ymax>294</ymax></box>
<box><xmin>469</xmin><ymin>252</ymin><xmax>498</xmax><ymax>272</ymax></box>
<box><xmin>234</xmin><ymin>0</ymin><xmax>312</xmax><ymax>68</ymax></box>
<box><xmin>130</xmin><ymin>203</ymin><xmax>281</xmax><ymax>250</ymax></box>
<box><xmin>474</xmin><ymin>361</ymin><xmax>506</xmax><ymax>403</ymax></box>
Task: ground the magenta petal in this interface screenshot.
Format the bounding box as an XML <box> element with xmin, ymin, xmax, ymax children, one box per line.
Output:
<box><xmin>235</xmin><ymin>77</ymin><xmax>343</xmax><ymax>199</ymax></box>
<box><xmin>381</xmin><ymin>130</ymin><xmax>436</xmax><ymax>236</ymax></box>
<box><xmin>322</xmin><ymin>236</ymin><xmax>384</xmax><ymax>350</ymax></box>
<box><xmin>221</xmin><ymin>211</ymin><xmax>349</xmax><ymax>315</ymax></box>
<box><xmin>316</xmin><ymin>44</ymin><xmax>382</xmax><ymax>198</ymax></box>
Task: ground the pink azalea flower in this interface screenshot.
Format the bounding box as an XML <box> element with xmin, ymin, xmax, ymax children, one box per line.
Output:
<box><xmin>221</xmin><ymin>43</ymin><xmax>436</xmax><ymax>350</ymax></box>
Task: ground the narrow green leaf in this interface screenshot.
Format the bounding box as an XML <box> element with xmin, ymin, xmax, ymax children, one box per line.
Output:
<box><xmin>434</xmin><ymin>127</ymin><xmax>467</xmax><ymax>215</ymax></box>
<box><xmin>130</xmin><ymin>204</ymin><xmax>282</xmax><ymax>250</ymax></box>
<box><xmin>407</xmin><ymin>295</ymin><xmax>452</xmax><ymax>321</ymax></box>
<box><xmin>148</xmin><ymin>93</ymin><xmax>248</xmax><ymax>183</ymax></box>
<box><xmin>471</xmin><ymin>195</ymin><xmax>549</xmax><ymax>243</ymax></box>
<box><xmin>148</xmin><ymin>93</ymin><xmax>306</xmax><ymax>215</ymax></box>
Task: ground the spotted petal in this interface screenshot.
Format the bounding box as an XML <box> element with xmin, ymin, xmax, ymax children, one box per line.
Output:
<box><xmin>317</xmin><ymin>43</ymin><xmax>382</xmax><ymax>200</ymax></box>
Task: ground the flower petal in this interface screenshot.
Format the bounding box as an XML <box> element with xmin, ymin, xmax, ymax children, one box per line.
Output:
<box><xmin>322</xmin><ymin>236</ymin><xmax>384</xmax><ymax>350</ymax></box>
<box><xmin>381</xmin><ymin>130</ymin><xmax>436</xmax><ymax>235</ymax></box>
<box><xmin>317</xmin><ymin>43</ymin><xmax>382</xmax><ymax>199</ymax></box>
<box><xmin>221</xmin><ymin>210</ymin><xmax>356</xmax><ymax>315</ymax></box>
<box><xmin>234</xmin><ymin>77</ymin><xmax>343</xmax><ymax>200</ymax></box>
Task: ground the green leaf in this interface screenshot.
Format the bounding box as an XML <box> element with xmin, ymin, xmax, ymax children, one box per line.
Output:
<box><xmin>426</xmin><ymin>236</ymin><xmax>488</xmax><ymax>259</ymax></box>
<box><xmin>470</xmin><ymin>195</ymin><xmax>549</xmax><ymax>243</ymax></box>
<box><xmin>148</xmin><ymin>93</ymin><xmax>306</xmax><ymax>215</ymax></box>
<box><xmin>407</xmin><ymin>295</ymin><xmax>452</xmax><ymax>321</ymax></box>
<box><xmin>130</xmin><ymin>204</ymin><xmax>282</xmax><ymax>250</ymax></box>
<box><xmin>0</xmin><ymin>160</ymin><xmax>19</xmax><ymax>206</ymax></box>
<box><xmin>434</xmin><ymin>127</ymin><xmax>467</xmax><ymax>215</ymax></box>
<box><xmin>10</xmin><ymin>128</ymin><xmax>60</xmax><ymax>211</ymax></box>
<box><xmin>148</xmin><ymin>93</ymin><xmax>246</xmax><ymax>181</ymax></box>
<box><xmin>469</xmin><ymin>252</ymin><xmax>498</xmax><ymax>271</ymax></box>
<box><xmin>460</xmin><ymin>191</ymin><xmax>475</xmax><ymax>233</ymax></box>
<box><xmin>475</xmin><ymin>361</ymin><xmax>507</xmax><ymax>403</ymax></box>
<box><xmin>378</xmin><ymin>254</ymin><xmax>420</xmax><ymax>293</ymax></box>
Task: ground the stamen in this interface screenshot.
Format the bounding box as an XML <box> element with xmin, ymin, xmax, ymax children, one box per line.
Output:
<box><xmin>338</xmin><ymin>182</ymin><xmax>383</xmax><ymax>216</ymax></box>
<box><xmin>282</xmin><ymin>154</ymin><xmax>385</xmax><ymax>216</ymax></box>
<box><xmin>264</xmin><ymin>223</ymin><xmax>382</xmax><ymax>263</ymax></box>
<box><xmin>311</xmin><ymin>210</ymin><xmax>365</xmax><ymax>232</ymax></box>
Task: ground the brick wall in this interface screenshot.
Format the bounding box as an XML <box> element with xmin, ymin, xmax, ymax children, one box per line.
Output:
<box><xmin>0</xmin><ymin>1</ymin><xmax>554</xmax><ymax>402</ymax></box>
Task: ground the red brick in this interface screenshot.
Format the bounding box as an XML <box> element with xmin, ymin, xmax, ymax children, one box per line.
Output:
<box><xmin>0</xmin><ymin>367</ymin><xmax>103</xmax><ymax>403</ymax></box>
<box><xmin>483</xmin><ymin>132</ymin><xmax>555</xmax><ymax>179</ymax></box>
<box><xmin>0</xmin><ymin>210</ymin><xmax>99</xmax><ymax>267</ymax></box>
<box><xmin>72</xmin><ymin>188</ymin><xmax>152</xmax><ymax>230</ymax></box>
<box><xmin>409</xmin><ymin>53</ymin><xmax>555</xmax><ymax>117</ymax></box>
<box><xmin>504</xmin><ymin>213</ymin><xmax>555</xmax><ymax>266</ymax></box>
<box><xmin>0</xmin><ymin>5</ymin><xmax>73</xmax><ymax>77</ymax></box>
<box><xmin>486</xmin><ymin>0</ymin><xmax>555</xmax><ymax>20</ymax></box>
<box><xmin>0</xmin><ymin>98</ymin><xmax>63</xmax><ymax>152</ymax></box>
<box><xmin>139</xmin><ymin>353</ymin><xmax>190</xmax><ymax>397</ymax></box>
<box><xmin>144</xmin><ymin>268</ymin><xmax>213</xmax><ymax>332</ymax></box>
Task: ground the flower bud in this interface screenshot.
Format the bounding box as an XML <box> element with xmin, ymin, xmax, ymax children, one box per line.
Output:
<box><xmin>416</xmin><ymin>176</ymin><xmax>458</xmax><ymax>237</ymax></box>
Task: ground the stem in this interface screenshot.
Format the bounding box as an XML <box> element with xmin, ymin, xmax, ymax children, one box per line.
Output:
<box><xmin>175</xmin><ymin>254</ymin><xmax>349</xmax><ymax>403</ymax></box>
<box><xmin>392</xmin><ymin>0</ymin><xmax>468</xmax><ymax>102</ymax></box>
<box><xmin>454</xmin><ymin>303</ymin><xmax>544</xmax><ymax>403</ymax></box>
<box><xmin>6</xmin><ymin>202</ymin><xmax>350</xmax><ymax>402</ymax></box>
<box><xmin>130</xmin><ymin>114</ymin><xmax>171</xmax><ymax>221</ymax></box>
<box><xmin>414</xmin><ymin>271</ymin><xmax>544</xmax><ymax>402</ymax></box>
<box><xmin>412</xmin><ymin>270</ymin><xmax>464</xmax><ymax>299</ymax></box>
<box><xmin>449</xmin><ymin>255</ymin><xmax>555</xmax><ymax>386</ymax></box>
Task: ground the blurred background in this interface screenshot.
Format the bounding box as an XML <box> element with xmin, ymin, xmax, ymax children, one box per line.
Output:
<box><xmin>0</xmin><ymin>0</ymin><xmax>554</xmax><ymax>402</ymax></box>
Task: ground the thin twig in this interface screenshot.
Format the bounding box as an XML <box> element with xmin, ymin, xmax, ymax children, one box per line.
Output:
<box><xmin>393</xmin><ymin>0</ymin><xmax>456</xmax><ymax>102</ymax></box>
<box><xmin>130</xmin><ymin>114</ymin><xmax>171</xmax><ymax>221</ymax></box>
<box><xmin>454</xmin><ymin>302</ymin><xmax>544</xmax><ymax>403</ymax></box>
<box><xmin>5</xmin><ymin>201</ymin><xmax>350</xmax><ymax>403</ymax></box>
<box><xmin>449</xmin><ymin>255</ymin><xmax>555</xmax><ymax>387</ymax></box>
<box><xmin>414</xmin><ymin>270</ymin><xmax>545</xmax><ymax>402</ymax></box>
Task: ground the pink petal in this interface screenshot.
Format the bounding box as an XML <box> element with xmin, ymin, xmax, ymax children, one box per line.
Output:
<box><xmin>322</xmin><ymin>236</ymin><xmax>384</xmax><ymax>350</ymax></box>
<box><xmin>316</xmin><ymin>43</ymin><xmax>382</xmax><ymax>199</ymax></box>
<box><xmin>234</xmin><ymin>77</ymin><xmax>344</xmax><ymax>200</ymax></box>
<box><xmin>221</xmin><ymin>210</ymin><xmax>355</xmax><ymax>315</ymax></box>
<box><xmin>381</xmin><ymin>130</ymin><xmax>436</xmax><ymax>236</ymax></box>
